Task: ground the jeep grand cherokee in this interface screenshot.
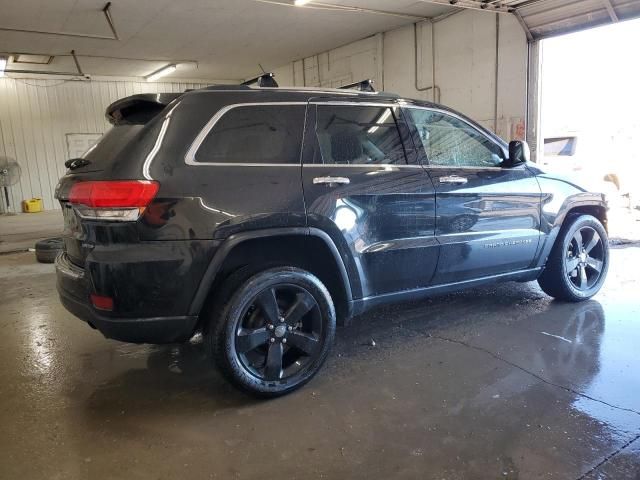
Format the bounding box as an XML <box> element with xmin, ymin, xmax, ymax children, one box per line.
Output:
<box><xmin>55</xmin><ymin>78</ymin><xmax>609</xmax><ymax>397</ymax></box>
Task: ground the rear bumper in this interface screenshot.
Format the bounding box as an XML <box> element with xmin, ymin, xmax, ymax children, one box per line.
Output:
<box><xmin>56</xmin><ymin>253</ymin><xmax>198</xmax><ymax>344</ymax></box>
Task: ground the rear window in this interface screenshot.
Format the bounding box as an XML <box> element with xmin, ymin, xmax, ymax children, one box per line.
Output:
<box><xmin>544</xmin><ymin>136</ymin><xmax>577</xmax><ymax>156</ymax></box>
<box><xmin>77</xmin><ymin>124</ymin><xmax>144</xmax><ymax>170</ymax></box>
<box><xmin>194</xmin><ymin>105</ymin><xmax>305</xmax><ymax>164</ymax></box>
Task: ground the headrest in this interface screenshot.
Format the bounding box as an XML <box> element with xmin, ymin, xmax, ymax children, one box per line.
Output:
<box><xmin>330</xmin><ymin>132</ymin><xmax>363</xmax><ymax>164</ymax></box>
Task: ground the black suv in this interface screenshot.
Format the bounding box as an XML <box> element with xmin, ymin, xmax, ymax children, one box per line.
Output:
<box><xmin>55</xmin><ymin>78</ymin><xmax>609</xmax><ymax>397</ymax></box>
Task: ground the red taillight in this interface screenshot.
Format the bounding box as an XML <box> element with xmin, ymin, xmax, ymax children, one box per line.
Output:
<box><xmin>90</xmin><ymin>293</ymin><xmax>114</xmax><ymax>311</ymax></box>
<box><xmin>69</xmin><ymin>180</ymin><xmax>159</xmax><ymax>208</ymax></box>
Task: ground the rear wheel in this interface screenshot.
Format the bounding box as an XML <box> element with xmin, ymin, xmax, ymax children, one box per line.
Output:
<box><xmin>538</xmin><ymin>215</ymin><xmax>609</xmax><ymax>302</ymax></box>
<box><xmin>207</xmin><ymin>266</ymin><xmax>335</xmax><ymax>398</ymax></box>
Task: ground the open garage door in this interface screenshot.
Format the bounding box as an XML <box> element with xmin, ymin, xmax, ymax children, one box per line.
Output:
<box><xmin>513</xmin><ymin>0</ymin><xmax>640</xmax><ymax>40</ymax></box>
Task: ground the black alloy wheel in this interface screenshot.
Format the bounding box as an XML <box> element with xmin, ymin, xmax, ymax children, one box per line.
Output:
<box><xmin>209</xmin><ymin>266</ymin><xmax>335</xmax><ymax>397</ymax></box>
<box><xmin>565</xmin><ymin>226</ymin><xmax>605</xmax><ymax>291</ymax></box>
<box><xmin>234</xmin><ymin>284</ymin><xmax>324</xmax><ymax>382</ymax></box>
<box><xmin>538</xmin><ymin>214</ymin><xmax>609</xmax><ymax>302</ymax></box>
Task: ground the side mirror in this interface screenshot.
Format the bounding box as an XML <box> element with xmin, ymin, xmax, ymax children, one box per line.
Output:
<box><xmin>507</xmin><ymin>140</ymin><xmax>530</xmax><ymax>167</ymax></box>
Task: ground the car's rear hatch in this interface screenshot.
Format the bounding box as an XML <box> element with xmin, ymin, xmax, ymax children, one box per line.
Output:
<box><xmin>56</xmin><ymin>93</ymin><xmax>181</xmax><ymax>266</ymax></box>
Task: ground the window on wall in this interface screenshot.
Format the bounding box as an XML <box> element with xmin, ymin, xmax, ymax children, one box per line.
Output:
<box><xmin>407</xmin><ymin>108</ymin><xmax>504</xmax><ymax>168</ymax></box>
<box><xmin>195</xmin><ymin>105</ymin><xmax>305</xmax><ymax>164</ymax></box>
<box><xmin>315</xmin><ymin>105</ymin><xmax>407</xmax><ymax>165</ymax></box>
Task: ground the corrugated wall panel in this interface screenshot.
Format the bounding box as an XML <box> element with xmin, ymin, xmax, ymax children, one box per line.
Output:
<box><xmin>0</xmin><ymin>78</ymin><xmax>208</xmax><ymax>212</ymax></box>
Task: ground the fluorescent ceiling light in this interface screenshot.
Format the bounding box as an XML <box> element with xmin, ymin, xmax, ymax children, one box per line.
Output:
<box><xmin>13</xmin><ymin>54</ymin><xmax>53</xmax><ymax>65</ymax></box>
<box><xmin>146</xmin><ymin>64</ymin><xmax>176</xmax><ymax>82</ymax></box>
<box><xmin>0</xmin><ymin>57</ymin><xmax>7</xmax><ymax>77</ymax></box>
<box><xmin>294</xmin><ymin>0</ymin><xmax>312</xmax><ymax>5</ymax></box>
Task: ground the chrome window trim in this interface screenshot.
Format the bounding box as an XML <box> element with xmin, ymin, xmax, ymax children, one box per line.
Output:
<box><xmin>310</xmin><ymin>101</ymin><xmax>400</xmax><ymax>108</ymax></box>
<box><xmin>403</xmin><ymin>105</ymin><xmax>509</xmax><ymax>169</ymax></box>
<box><xmin>184</xmin><ymin>102</ymin><xmax>308</xmax><ymax>166</ymax></box>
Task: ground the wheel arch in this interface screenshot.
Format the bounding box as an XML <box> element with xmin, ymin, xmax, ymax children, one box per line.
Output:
<box><xmin>563</xmin><ymin>203</ymin><xmax>608</xmax><ymax>232</ymax></box>
<box><xmin>189</xmin><ymin>227</ymin><xmax>356</xmax><ymax>326</ymax></box>
<box><xmin>535</xmin><ymin>200</ymin><xmax>608</xmax><ymax>269</ymax></box>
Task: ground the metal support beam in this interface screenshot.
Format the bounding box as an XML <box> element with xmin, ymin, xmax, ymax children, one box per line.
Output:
<box><xmin>526</xmin><ymin>41</ymin><xmax>543</xmax><ymax>164</ymax></box>
<box><xmin>0</xmin><ymin>2</ymin><xmax>118</xmax><ymax>40</ymax></box>
<box><xmin>601</xmin><ymin>0</ymin><xmax>620</xmax><ymax>22</ymax></box>
<box><xmin>70</xmin><ymin>50</ymin><xmax>84</xmax><ymax>76</ymax></box>
<box><xmin>5</xmin><ymin>69</ymin><xmax>87</xmax><ymax>76</ymax></box>
<box><xmin>102</xmin><ymin>2</ymin><xmax>120</xmax><ymax>40</ymax></box>
<box><xmin>415</xmin><ymin>0</ymin><xmax>513</xmax><ymax>14</ymax></box>
<box><xmin>514</xmin><ymin>9</ymin><xmax>534</xmax><ymax>42</ymax></box>
<box><xmin>254</xmin><ymin>0</ymin><xmax>431</xmax><ymax>20</ymax></box>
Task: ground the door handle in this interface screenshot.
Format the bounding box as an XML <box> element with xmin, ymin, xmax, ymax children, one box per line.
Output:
<box><xmin>313</xmin><ymin>176</ymin><xmax>350</xmax><ymax>185</ymax></box>
<box><xmin>438</xmin><ymin>175</ymin><xmax>468</xmax><ymax>185</ymax></box>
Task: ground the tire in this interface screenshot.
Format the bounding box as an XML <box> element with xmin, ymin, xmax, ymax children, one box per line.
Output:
<box><xmin>538</xmin><ymin>215</ymin><xmax>609</xmax><ymax>302</ymax></box>
<box><xmin>35</xmin><ymin>237</ymin><xmax>63</xmax><ymax>264</ymax></box>
<box><xmin>206</xmin><ymin>266</ymin><xmax>336</xmax><ymax>398</ymax></box>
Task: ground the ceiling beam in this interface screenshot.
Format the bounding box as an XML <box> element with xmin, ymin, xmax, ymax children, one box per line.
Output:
<box><xmin>601</xmin><ymin>0</ymin><xmax>620</xmax><ymax>22</ymax></box>
<box><xmin>0</xmin><ymin>2</ymin><xmax>118</xmax><ymax>40</ymax></box>
<box><xmin>254</xmin><ymin>0</ymin><xmax>431</xmax><ymax>20</ymax></box>
<box><xmin>415</xmin><ymin>0</ymin><xmax>514</xmax><ymax>14</ymax></box>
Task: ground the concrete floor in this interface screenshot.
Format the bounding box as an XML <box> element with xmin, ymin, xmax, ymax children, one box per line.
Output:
<box><xmin>1</xmin><ymin>248</ymin><xmax>639</xmax><ymax>480</ymax></box>
<box><xmin>0</xmin><ymin>210</ymin><xmax>63</xmax><ymax>254</ymax></box>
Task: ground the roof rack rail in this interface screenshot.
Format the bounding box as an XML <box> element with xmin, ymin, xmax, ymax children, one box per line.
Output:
<box><xmin>242</xmin><ymin>73</ymin><xmax>279</xmax><ymax>88</ymax></box>
<box><xmin>339</xmin><ymin>79</ymin><xmax>376</xmax><ymax>92</ymax></box>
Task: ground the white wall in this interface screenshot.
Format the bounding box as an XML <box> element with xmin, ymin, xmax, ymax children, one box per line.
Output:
<box><xmin>273</xmin><ymin>10</ymin><xmax>528</xmax><ymax>140</ymax></box>
<box><xmin>0</xmin><ymin>78</ymin><xmax>209</xmax><ymax>212</ymax></box>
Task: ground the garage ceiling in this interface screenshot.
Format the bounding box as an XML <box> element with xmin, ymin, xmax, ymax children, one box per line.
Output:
<box><xmin>1</xmin><ymin>0</ymin><xmax>639</xmax><ymax>81</ymax></box>
<box><xmin>0</xmin><ymin>0</ymin><xmax>452</xmax><ymax>80</ymax></box>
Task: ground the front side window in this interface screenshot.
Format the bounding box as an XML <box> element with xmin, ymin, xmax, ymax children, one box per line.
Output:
<box><xmin>315</xmin><ymin>105</ymin><xmax>407</xmax><ymax>165</ymax></box>
<box><xmin>195</xmin><ymin>105</ymin><xmax>305</xmax><ymax>164</ymax></box>
<box><xmin>408</xmin><ymin>108</ymin><xmax>504</xmax><ymax>168</ymax></box>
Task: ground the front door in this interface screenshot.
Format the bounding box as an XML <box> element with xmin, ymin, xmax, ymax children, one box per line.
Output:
<box><xmin>404</xmin><ymin>107</ymin><xmax>542</xmax><ymax>284</ymax></box>
<box><xmin>302</xmin><ymin>100</ymin><xmax>438</xmax><ymax>298</ymax></box>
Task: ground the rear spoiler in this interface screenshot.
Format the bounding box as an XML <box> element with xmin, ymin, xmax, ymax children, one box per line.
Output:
<box><xmin>106</xmin><ymin>93</ymin><xmax>182</xmax><ymax>125</ymax></box>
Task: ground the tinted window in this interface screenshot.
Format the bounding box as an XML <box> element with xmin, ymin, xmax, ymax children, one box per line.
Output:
<box><xmin>316</xmin><ymin>105</ymin><xmax>407</xmax><ymax>165</ymax></box>
<box><xmin>195</xmin><ymin>105</ymin><xmax>305</xmax><ymax>164</ymax></box>
<box><xmin>408</xmin><ymin>108</ymin><xmax>504</xmax><ymax>167</ymax></box>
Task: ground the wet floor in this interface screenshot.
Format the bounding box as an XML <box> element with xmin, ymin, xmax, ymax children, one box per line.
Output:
<box><xmin>1</xmin><ymin>248</ymin><xmax>639</xmax><ymax>479</ymax></box>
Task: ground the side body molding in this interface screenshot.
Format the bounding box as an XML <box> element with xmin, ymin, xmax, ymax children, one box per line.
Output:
<box><xmin>188</xmin><ymin>227</ymin><xmax>355</xmax><ymax>316</ymax></box>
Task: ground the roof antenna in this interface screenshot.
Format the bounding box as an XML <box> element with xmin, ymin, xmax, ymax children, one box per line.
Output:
<box><xmin>258</xmin><ymin>63</ymin><xmax>267</xmax><ymax>74</ymax></box>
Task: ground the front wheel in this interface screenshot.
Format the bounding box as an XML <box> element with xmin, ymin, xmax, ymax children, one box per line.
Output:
<box><xmin>207</xmin><ymin>266</ymin><xmax>336</xmax><ymax>398</ymax></box>
<box><xmin>538</xmin><ymin>214</ymin><xmax>609</xmax><ymax>302</ymax></box>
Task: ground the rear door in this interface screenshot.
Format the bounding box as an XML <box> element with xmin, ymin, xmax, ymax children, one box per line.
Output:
<box><xmin>302</xmin><ymin>99</ymin><xmax>438</xmax><ymax>298</ymax></box>
<box><xmin>404</xmin><ymin>107</ymin><xmax>542</xmax><ymax>284</ymax></box>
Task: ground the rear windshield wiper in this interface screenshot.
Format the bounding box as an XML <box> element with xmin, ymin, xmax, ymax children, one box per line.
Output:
<box><xmin>65</xmin><ymin>158</ymin><xmax>92</xmax><ymax>170</ymax></box>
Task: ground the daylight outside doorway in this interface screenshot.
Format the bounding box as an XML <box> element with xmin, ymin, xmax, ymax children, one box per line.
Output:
<box><xmin>540</xmin><ymin>18</ymin><xmax>640</xmax><ymax>244</ymax></box>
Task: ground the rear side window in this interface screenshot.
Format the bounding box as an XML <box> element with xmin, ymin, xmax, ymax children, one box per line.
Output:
<box><xmin>315</xmin><ymin>105</ymin><xmax>407</xmax><ymax>165</ymax></box>
<box><xmin>195</xmin><ymin>105</ymin><xmax>305</xmax><ymax>164</ymax></box>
